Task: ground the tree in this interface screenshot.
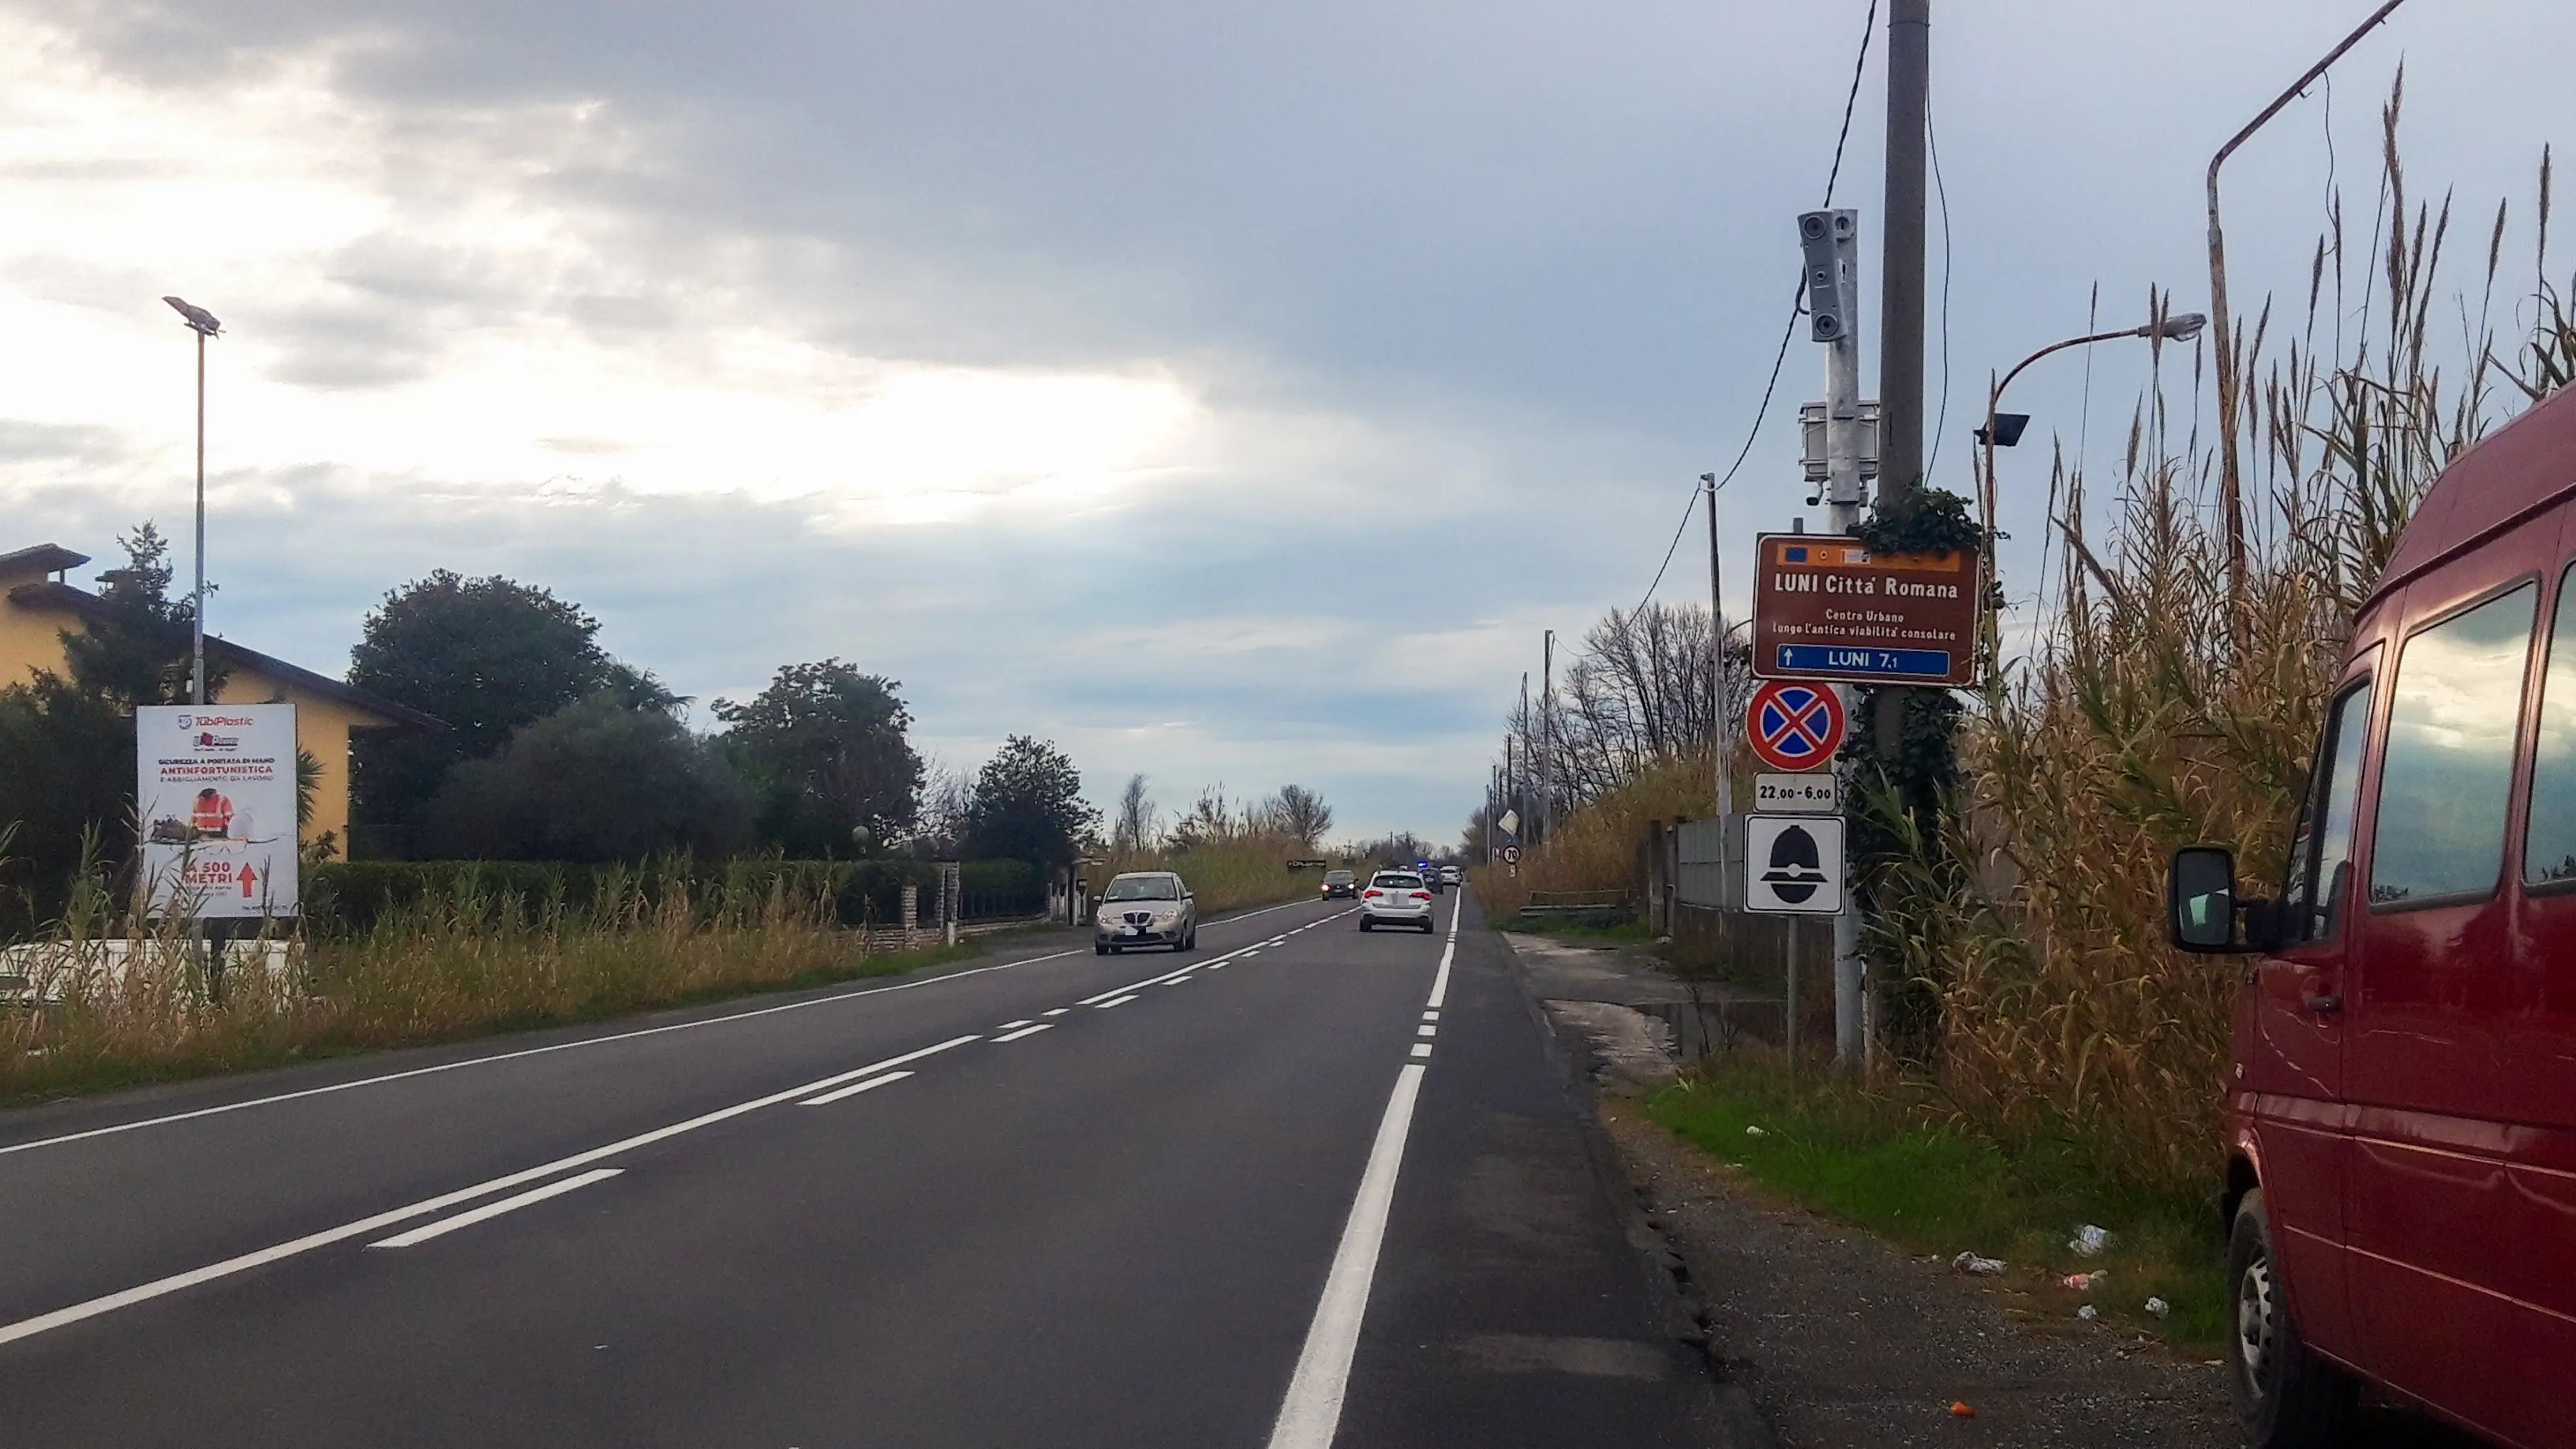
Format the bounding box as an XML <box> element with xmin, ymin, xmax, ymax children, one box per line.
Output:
<box><xmin>422</xmin><ymin>695</ymin><xmax>753</xmax><ymax>863</ymax></box>
<box><xmin>962</xmin><ymin>736</ymin><xmax>1099</xmax><ymax>866</ymax></box>
<box><xmin>0</xmin><ymin>526</ymin><xmax>210</xmax><ymax>933</ymax></box>
<box><xmin>347</xmin><ymin>571</ymin><xmax>673</xmax><ymax>847</ymax></box>
<box><xmin>1110</xmin><ymin>773</ymin><xmax>1157</xmax><ymax>854</ymax></box>
<box><xmin>713</xmin><ymin>660</ymin><xmax>923</xmax><ymax>856</ymax></box>
<box><xmin>1271</xmin><ymin>784</ymin><xmax>1333</xmax><ymax>846</ymax></box>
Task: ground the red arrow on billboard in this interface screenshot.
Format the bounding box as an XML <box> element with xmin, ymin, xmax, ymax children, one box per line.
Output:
<box><xmin>1746</xmin><ymin>680</ymin><xmax>1845</xmax><ymax>773</ymax></box>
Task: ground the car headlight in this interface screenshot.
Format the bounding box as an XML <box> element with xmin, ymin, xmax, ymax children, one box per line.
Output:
<box><xmin>1151</xmin><ymin>908</ymin><xmax>1179</xmax><ymax>925</ymax></box>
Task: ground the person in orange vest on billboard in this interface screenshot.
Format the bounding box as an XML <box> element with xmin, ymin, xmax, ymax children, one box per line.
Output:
<box><xmin>191</xmin><ymin>788</ymin><xmax>234</xmax><ymax>840</ymax></box>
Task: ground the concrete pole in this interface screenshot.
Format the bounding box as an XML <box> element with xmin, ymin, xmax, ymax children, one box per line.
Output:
<box><xmin>1518</xmin><ymin>672</ymin><xmax>1530</xmax><ymax>846</ymax></box>
<box><xmin>1705</xmin><ymin>476</ymin><xmax>1732</xmax><ymax>821</ymax></box>
<box><xmin>191</xmin><ymin>326</ymin><xmax>207</xmax><ymax>707</ymax></box>
<box><xmin>1825</xmin><ymin>252</ymin><xmax>1869</xmax><ymax>1073</ymax></box>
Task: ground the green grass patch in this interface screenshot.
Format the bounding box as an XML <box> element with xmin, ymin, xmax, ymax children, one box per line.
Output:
<box><xmin>1646</xmin><ymin>1055</ymin><xmax>2229</xmax><ymax>1351</ymax></box>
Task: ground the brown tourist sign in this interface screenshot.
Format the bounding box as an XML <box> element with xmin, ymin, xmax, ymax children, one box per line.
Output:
<box><xmin>1749</xmin><ymin>534</ymin><xmax>1979</xmax><ymax>687</ymax></box>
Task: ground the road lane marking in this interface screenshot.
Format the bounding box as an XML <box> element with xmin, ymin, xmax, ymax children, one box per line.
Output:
<box><xmin>0</xmin><ymin>898</ymin><xmax>1338</xmax><ymax>1163</ymax></box>
<box><xmin>369</xmin><ymin>1170</ymin><xmax>623</xmax><ymax>1249</ymax></box>
<box><xmin>1417</xmin><ymin>1025</ymin><xmax>1436</xmax><ymax>1037</ymax></box>
<box><xmin>1421</xmin><ymin>1010</ymin><xmax>1438</xmax><ymax>1020</ymax></box>
<box><xmin>991</xmin><ymin>1024</ymin><xmax>1054</xmax><ymax>1043</ymax></box>
<box><xmin>1043</xmin><ymin>1009</ymin><xmax>1069</xmax><ymax>1017</ymax></box>
<box><xmin>1264</xmin><ymin>1063</ymin><xmax>1428</xmax><ymax>1449</ymax></box>
<box><xmin>1425</xmin><ymin>893</ymin><xmax>1462</xmax><ymax>1009</ymax></box>
<box><xmin>0</xmin><ymin>1035</ymin><xmax>983</xmax><ymax>1348</ymax></box>
<box><xmin>799</xmin><ymin>1069</ymin><xmax>915</xmax><ymax>1106</ymax></box>
<box><xmin>1410</xmin><ymin>1043</ymin><xmax>1432</xmax><ymax>1059</ymax></box>
<box><xmin>1092</xmin><ymin>994</ymin><xmax>1139</xmax><ymax>1009</ymax></box>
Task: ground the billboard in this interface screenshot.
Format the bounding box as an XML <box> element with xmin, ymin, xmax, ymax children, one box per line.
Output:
<box><xmin>1750</xmin><ymin>534</ymin><xmax>1978</xmax><ymax>687</ymax></box>
<box><xmin>135</xmin><ymin>704</ymin><xmax>300</xmax><ymax>919</ymax></box>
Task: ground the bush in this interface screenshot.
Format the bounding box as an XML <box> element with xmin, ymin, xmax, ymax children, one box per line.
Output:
<box><xmin>305</xmin><ymin>857</ymin><xmax>953</xmax><ymax>935</ymax></box>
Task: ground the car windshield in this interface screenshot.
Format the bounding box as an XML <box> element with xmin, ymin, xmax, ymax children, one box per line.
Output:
<box><xmin>1103</xmin><ymin>874</ymin><xmax>1181</xmax><ymax>901</ymax></box>
<box><xmin>1371</xmin><ymin>873</ymin><xmax>1421</xmax><ymax>889</ymax></box>
<box><xmin>1324</xmin><ymin>871</ymin><xmax>1353</xmax><ymax>883</ymax></box>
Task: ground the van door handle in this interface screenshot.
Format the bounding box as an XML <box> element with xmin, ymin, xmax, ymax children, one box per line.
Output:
<box><xmin>2305</xmin><ymin>993</ymin><xmax>2343</xmax><ymax>1014</ymax></box>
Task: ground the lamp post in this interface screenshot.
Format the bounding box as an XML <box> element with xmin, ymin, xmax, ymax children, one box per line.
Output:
<box><xmin>163</xmin><ymin>296</ymin><xmax>222</xmax><ymax>706</ymax></box>
<box><xmin>1977</xmin><ymin>313</ymin><xmax>2206</xmax><ymax>671</ymax></box>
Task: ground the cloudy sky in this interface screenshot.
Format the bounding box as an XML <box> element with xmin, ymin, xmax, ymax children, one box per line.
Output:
<box><xmin>5</xmin><ymin>0</ymin><xmax>2571</xmax><ymax>840</ymax></box>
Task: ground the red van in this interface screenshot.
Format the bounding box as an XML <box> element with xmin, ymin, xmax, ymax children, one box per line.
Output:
<box><xmin>2170</xmin><ymin>384</ymin><xmax>2576</xmax><ymax>1449</ymax></box>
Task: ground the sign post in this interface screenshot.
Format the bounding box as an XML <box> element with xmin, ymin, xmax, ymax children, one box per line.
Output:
<box><xmin>135</xmin><ymin>704</ymin><xmax>300</xmax><ymax>923</ymax></box>
<box><xmin>1750</xmin><ymin>533</ymin><xmax>1977</xmax><ymax>687</ymax></box>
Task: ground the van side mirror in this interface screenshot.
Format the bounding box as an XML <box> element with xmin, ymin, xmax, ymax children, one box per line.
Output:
<box><xmin>2169</xmin><ymin>846</ymin><xmax>2281</xmax><ymax>954</ymax></box>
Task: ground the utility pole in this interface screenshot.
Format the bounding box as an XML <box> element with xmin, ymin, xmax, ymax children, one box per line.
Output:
<box><xmin>1801</xmin><ymin>208</ymin><xmax>1870</xmax><ymax>1071</ymax></box>
<box><xmin>1518</xmin><ymin>672</ymin><xmax>1531</xmax><ymax>846</ymax></box>
<box><xmin>1541</xmin><ymin>630</ymin><xmax>1556</xmax><ymax>852</ymax></box>
<box><xmin>1874</xmin><ymin>0</ymin><xmax>1929</xmax><ymax>769</ymax></box>
<box><xmin>1704</xmin><ymin>474</ymin><xmax>1732</xmax><ymax>822</ymax></box>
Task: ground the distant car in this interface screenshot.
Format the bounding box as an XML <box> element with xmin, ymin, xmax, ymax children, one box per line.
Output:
<box><xmin>1320</xmin><ymin>868</ymin><xmax>1358</xmax><ymax>899</ymax></box>
<box><xmin>1440</xmin><ymin>864</ymin><xmax>1462</xmax><ymax>886</ymax></box>
<box><xmin>1094</xmin><ymin>871</ymin><xmax>1196</xmax><ymax>954</ymax></box>
<box><xmin>1414</xmin><ymin>860</ymin><xmax>1443</xmax><ymax>893</ymax></box>
<box><xmin>1358</xmin><ymin>871</ymin><xmax>1435</xmax><ymax>933</ymax></box>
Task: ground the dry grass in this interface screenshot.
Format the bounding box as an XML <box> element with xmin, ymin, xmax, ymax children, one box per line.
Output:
<box><xmin>1093</xmin><ymin>832</ymin><xmax>1316</xmax><ymax>915</ymax></box>
<box><xmin>0</xmin><ymin>866</ymin><xmax>951</xmax><ymax>1103</ymax></box>
<box><xmin>1473</xmin><ymin>754</ymin><xmax>1720</xmax><ymax>919</ymax></box>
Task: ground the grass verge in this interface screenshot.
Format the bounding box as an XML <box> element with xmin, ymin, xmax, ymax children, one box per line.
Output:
<box><xmin>1645</xmin><ymin>1053</ymin><xmax>2229</xmax><ymax>1353</ymax></box>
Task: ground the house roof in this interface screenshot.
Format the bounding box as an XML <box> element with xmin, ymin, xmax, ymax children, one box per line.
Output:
<box><xmin>0</xmin><ymin>544</ymin><xmax>92</xmax><ymax>581</ymax></box>
<box><xmin>6</xmin><ymin>578</ymin><xmax>445</xmax><ymax>732</ymax></box>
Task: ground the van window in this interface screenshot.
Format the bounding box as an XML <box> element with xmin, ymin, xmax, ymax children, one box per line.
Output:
<box><xmin>2525</xmin><ymin>564</ymin><xmax>2576</xmax><ymax>884</ymax></box>
<box><xmin>2370</xmin><ymin>582</ymin><xmax>2539</xmax><ymax>906</ymax></box>
<box><xmin>2281</xmin><ymin>679</ymin><xmax>2375</xmax><ymax>942</ymax></box>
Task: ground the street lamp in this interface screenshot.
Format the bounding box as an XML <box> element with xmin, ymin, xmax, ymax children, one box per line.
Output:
<box><xmin>163</xmin><ymin>296</ymin><xmax>222</xmax><ymax>707</ymax></box>
<box><xmin>1977</xmin><ymin>312</ymin><xmax>2207</xmax><ymax>665</ymax></box>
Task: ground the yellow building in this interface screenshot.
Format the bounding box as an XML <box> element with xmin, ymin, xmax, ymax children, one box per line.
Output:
<box><xmin>0</xmin><ymin>542</ymin><xmax>440</xmax><ymax>859</ymax></box>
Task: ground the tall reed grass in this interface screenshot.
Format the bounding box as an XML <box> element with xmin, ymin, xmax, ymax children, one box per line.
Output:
<box><xmin>1865</xmin><ymin>83</ymin><xmax>2576</xmax><ymax>1199</ymax></box>
<box><xmin>1094</xmin><ymin>832</ymin><xmax>1317</xmax><ymax>915</ymax></box>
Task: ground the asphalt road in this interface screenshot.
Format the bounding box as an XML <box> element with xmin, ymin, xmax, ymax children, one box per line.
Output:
<box><xmin>0</xmin><ymin>890</ymin><xmax>1732</xmax><ymax>1447</ymax></box>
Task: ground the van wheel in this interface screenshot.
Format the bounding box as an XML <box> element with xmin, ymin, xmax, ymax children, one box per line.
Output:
<box><xmin>2230</xmin><ymin>1188</ymin><xmax>2358</xmax><ymax>1449</ymax></box>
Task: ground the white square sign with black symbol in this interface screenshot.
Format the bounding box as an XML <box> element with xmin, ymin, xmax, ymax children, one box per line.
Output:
<box><xmin>1743</xmin><ymin>814</ymin><xmax>1844</xmax><ymax>915</ymax></box>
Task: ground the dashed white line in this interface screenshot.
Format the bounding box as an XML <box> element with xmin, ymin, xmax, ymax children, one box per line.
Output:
<box><xmin>1417</xmin><ymin>1025</ymin><xmax>1436</xmax><ymax>1037</ymax></box>
<box><xmin>992</xmin><ymin>1023</ymin><xmax>1054</xmax><ymax>1043</ymax></box>
<box><xmin>0</xmin><ymin>1034</ymin><xmax>984</xmax><ymax>1348</ymax></box>
<box><xmin>1094</xmin><ymin>994</ymin><xmax>1139</xmax><ymax>1009</ymax></box>
<box><xmin>1421</xmin><ymin>1010</ymin><xmax>1439</xmax><ymax>1021</ymax></box>
<box><xmin>369</xmin><ymin>1169</ymin><xmax>623</xmax><ymax>1249</ymax></box>
<box><xmin>799</xmin><ymin>1069</ymin><xmax>915</xmax><ymax>1106</ymax></box>
<box><xmin>1043</xmin><ymin>1008</ymin><xmax>1069</xmax><ymax>1017</ymax></box>
<box><xmin>998</xmin><ymin>1020</ymin><xmax>1034</xmax><ymax>1031</ymax></box>
<box><xmin>1409</xmin><ymin>1043</ymin><xmax>1433</xmax><ymax>1059</ymax></box>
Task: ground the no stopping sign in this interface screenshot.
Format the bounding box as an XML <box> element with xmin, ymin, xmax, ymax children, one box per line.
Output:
<box><xmin>1745</xmin><ymin>680</ymin><xmax>1844</xmax><ymax>773</ymax></box>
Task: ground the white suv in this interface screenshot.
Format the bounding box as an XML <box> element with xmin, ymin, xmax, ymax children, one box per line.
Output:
<box><xmin>1358</xmin><ymin>871</ymin><xmax>1435</xmax><ymax>932</ymax></box>
<box><xmin>1440</xmin><ymin>864</ymin><xmax>1462</xmax><ymax>887</ymax></box>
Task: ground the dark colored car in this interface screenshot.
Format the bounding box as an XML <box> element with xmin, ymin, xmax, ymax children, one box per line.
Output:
<box><xmin>2169</xmin><ymin>382</ymin><xmax>2576</xmax><ymax>1449</ymax></box>
<box><xmin>1320</xmin><ymin>869</ymin><xmax>1357</xmax><ymax>899</ymax></box>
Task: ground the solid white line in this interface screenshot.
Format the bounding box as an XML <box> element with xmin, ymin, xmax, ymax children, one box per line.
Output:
<box><xmin>991</xmin><ymin>1024</ymin><xmax>1054</xmax><ymax>1043</ymax></box>
<box><xmin>799</xmin><ymin>1069</ymin><xmax>914</xmax><ymax>1106</ymax></box>
<box><xmin>0</xmin><ymin>900</ymin><xmax>1335</xmax><ymax>1163</ymax></box>
<box><xmin>1093</xmin><ymin>994</ymin><xmax>1139</xmax><ymax>1009</ymax></box>
<box><xmin>1264</xmin><ymin>1064</ymin><xmax>1428</xmax><ymax>1449</ymax></box>
<box><xmin>0</xmin><ymin>1034</ymin><xmax>982</xmax><ymax>1348</ymax></box>
<box><xmin>1425</xmin><ymin>893</ymin><xmax>1462</xmax><ymax>1009</ymax></box>
<box><xmin>369</xmin><ymin>1169</ymin><xmax>623</xmax><ymax>1249</ymax></box>
<box><xmin>1410</xmin><ymin>1043</ymin><xmax>1433</xmax><ymax>1059</ymax></box>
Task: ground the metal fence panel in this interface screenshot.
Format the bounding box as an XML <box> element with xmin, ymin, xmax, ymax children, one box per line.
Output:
<box><xmin>1676</xmin><ymin>818</ymin><xmax>1732</xmax><ymax>908</ymax></box>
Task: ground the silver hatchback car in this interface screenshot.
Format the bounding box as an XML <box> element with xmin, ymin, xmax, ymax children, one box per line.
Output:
<box><xmin>1094</xmin><ymin>871</ymin><xmax>1196</xmax><ymax>954</ymax></box>
<box><xmin>1357</xmin><ymin>871</ymin><xmax>1435</xmax><ymax>932</ymax></box>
